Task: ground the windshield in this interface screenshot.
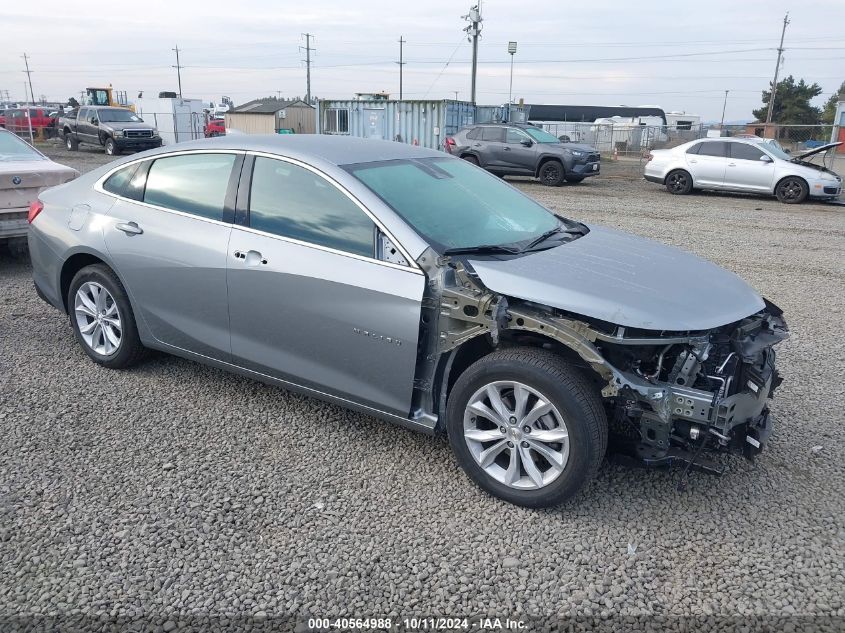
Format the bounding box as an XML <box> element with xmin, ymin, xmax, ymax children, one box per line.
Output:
<box><xmin>524</xmin><ymin>127</ymin><xmax>561</xmax><ymax>144</ymax></box>
<box><xmin>761</xmin><ymin>141</ymin><xmax>791</xmax><ymax>161</ymax></box>
<box><xmin>0</xmin><ymin>131</ymin><xmax>44</xmax><ymax>161</ymax></box>
<box><xmin>98</xmin><ymin>109</ymin><xmax>142</xmax><ymax>123</ymax></box>
<box><xmin>346</xmin><ymin>157</ymin><xmax>561</xmax><ymax>252</ymax></box>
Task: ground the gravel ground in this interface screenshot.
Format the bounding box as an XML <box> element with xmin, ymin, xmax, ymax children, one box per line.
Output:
<box><xmin>1</xmin><ymin>145</ymin><xmax>844</xmax><ymax>632</ymax></box>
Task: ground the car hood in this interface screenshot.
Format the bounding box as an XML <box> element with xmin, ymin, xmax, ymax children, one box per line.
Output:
<box><xmin>468</xmin><ymin>224</ymin><xmax>765</xmax><ymax>331</ymax></box>
<box><xmin>559</xmin><ymin>142</ymin><xmax>597</xmax><ymax>153</ymax></box>
<box><xmin>793</xmin><ymin>141</ymin><xmax>842</xmax><ymax>160</ymax></box>
<box><xmin>100</xmin><ymin>121</ymin><xmax>153</xmax><ymax>130</ymax></box>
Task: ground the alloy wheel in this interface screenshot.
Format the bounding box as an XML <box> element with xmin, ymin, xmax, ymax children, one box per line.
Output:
<box><xmin>542</xmin><ymin>165</ymin><xmax>561</xmax><ymax>185</ymax></box>
<box><xmin>74</xmin><ymin>282</ymin><xmax>122</xmax><ymax>356</ymax></box>
<box><xmin>463</xmin><ymin>381</ymin><xmax>570</xmax><ymax>490</ymax></box>
<box><xmin>667</xmin><ymin>172</ymin><xmax>688</xmax><ymax>193</ymax></box>
<box><xmin>778</xmin><ymin>178</ymin><xmax>803</xmax><ymax>201</ymax></box>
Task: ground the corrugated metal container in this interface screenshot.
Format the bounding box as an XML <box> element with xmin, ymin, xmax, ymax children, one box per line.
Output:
<box><xmin>317</xmin><ymin>100</ymin><xmax>476</xmax><ymax>150</ymax></box>
<box><xmin>475</xmin><ymin>104</ymin><xmax>530</xmax><ymax>124</ymax></box>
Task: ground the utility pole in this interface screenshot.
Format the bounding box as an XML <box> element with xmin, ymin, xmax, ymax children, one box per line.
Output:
<box><xmin>22</xmin><ymin>53</ymin><xmax>36</xmax><ymax>104</ymax></box>
<box><xmin>765</xmin><ymin>12</ymin><xmax>790</xmax><ymax>124</ymax></box>
<box><xmin>720</xmin><ymin>90</ymin><xmax>730</xmax><ymax>129</ymax></box>
<box><xmin>301</xmin><ymin>34</ymin><xmax>314</xmax><ymax>104</ymax></box>
<box><xmin>397</xmin><ymin>36</ymin><xmax>406</xmax><ymax>100</ymax></box>
<box><xmin>172</xmin><ymin>45</ymin><xmax>183</xmax><ymax>97</ymax></box>
<box><xmin>463</xmin><ymin>2</ymin><xmax>483</xmax><ymax>104</ymax></box>
<box><xmin>454</xmin><ymin>91</ymin><xmax>459</xmax><ymax>100</ymax></box>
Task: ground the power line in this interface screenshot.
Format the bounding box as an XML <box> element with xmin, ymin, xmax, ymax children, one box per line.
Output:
<box><xmin>172</xmin><ymin>45</ymin><xmax>184</xmax><ymax>97</ymax></box>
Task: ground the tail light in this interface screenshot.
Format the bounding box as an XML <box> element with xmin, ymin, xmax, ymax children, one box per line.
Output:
<box><xmin>28</xmin><ymin>199</ymin><xmax>44</xmax><ymax>223</ymax></box>
<box><xmin>444</xmin><ymin>137</ymin><xmax>456</xmax><ymax>154</ymax></box>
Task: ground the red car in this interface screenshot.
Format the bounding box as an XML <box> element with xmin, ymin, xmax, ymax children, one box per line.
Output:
<box><xmin>3</xmin><ymin>108</ymin><xmax>55</xmax><ymax>136</ymax></box>
<box><xmin>205</xmin><ymin>118</ymin><xmax>225</xmax><ymax>137</ymax></box>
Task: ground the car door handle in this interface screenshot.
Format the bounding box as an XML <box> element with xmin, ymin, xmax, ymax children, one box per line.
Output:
<box><xmin>115</xmin><ymin>222</ymin><xmax>143</xmax><ymax>235</ymax></box>
<box><xmin>727</xmin><ymin>162</ymin><xmax>737</xmax><ymax>167</ymax></box>
<box><xmin>236</xmin><ymin>249</ymin><xmax>268</xmax><ymax>266</ymax></box>
<box><xmin>503</xmin><ymin>146</ymin><xmax>511</xmax><ymax>151</ymax></box>
<box><xmin>689</xmin><ymin>159</ymin><xmax>698</xmax><ymax>164</ymax></box>
<box><xmin>472</xmin><ymin>143</ymin><xmax>482</xmax><ymax>147</ymax></box>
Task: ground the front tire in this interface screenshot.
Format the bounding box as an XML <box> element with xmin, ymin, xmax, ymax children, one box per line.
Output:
<box><xmin>775</xmin><ymin>176</ymin><xmax>808</xmax><ymax>204</ymax></box>
<box><xmin>446</xmin><ymin>347</ymin><xmax>607</xmax><ymax>508</ymax></box>
<box><xmin>104</xmin><ymin>137</ymin><xmax>119</xmax><ymax>156</ymax></box>
<box><xmin>68</xmin><ymin>264</ymin><xmax>146</xmax><ymax>369</ymax></box>
<box><xmin>665</xmin><ymin>169</ymin><xmax>693</xmax><ymax>195</ymax></box>
<box><xmin>538</xmin><ymin>161</ymin><xmax>565</xmax><ymax>186</ymax></box>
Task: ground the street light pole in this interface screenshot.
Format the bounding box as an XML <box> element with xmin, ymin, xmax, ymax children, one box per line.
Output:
<box><xmin>507</xmin><ymin>42</ymin><xmax>517</xmax><ymax>122</ymax></box>
<box><xmin>720</xmin><ymin>90</ymin><xmax>729</xmax><ymax>130</ymax></box>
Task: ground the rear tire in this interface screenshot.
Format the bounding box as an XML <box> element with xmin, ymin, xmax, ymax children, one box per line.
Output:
<box><xmin>538</xmin><ymin>161</ymin><xmax>565</xmax><ymax>187</ymax></box>
<box><xmin>775</xmin><ymin>176</ymin><xmax>808</xmax><ymax>204</ymax></box>
<box><xmin>68</xmin><ymin>264</ymin><xmax>146</xmax><ymax>369</ymax></box>
<box><xmin>446</xmin><ymin>347</ymin><xmax>607</xmax><ymax>508</ymax></box>
<box><xmin>65</xmin><ymin>134</ymin><xmax>79</xmax><ymax>151</ymax></box>
<box><xmin>462</xmin><ymin>155</ymin><xmax>479</xmax><ymax>166</ymax></box>
<box><xmin>665</xmin><ymin>169</ymin><xmax>693</xmax><ymax>195</ymax></box>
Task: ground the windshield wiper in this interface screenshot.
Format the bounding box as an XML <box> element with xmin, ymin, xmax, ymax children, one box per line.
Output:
<box><xmin>443</xmin><ymin>244</ymin><xmax>522</xmax><ymax>255</ymax></box>
<box><xmin>520</xmin><ymin>226</ymin><xmax>567</xmax><ymax>252</ymax></box>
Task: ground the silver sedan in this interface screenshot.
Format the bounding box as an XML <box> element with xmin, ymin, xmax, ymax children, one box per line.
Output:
<box><xmin>28</xmin><ymin>135</ymin><xmax>787</xmax><ymax>507</ymax></box>
<box><xmin>644</xmin><ymin>137</ymin><xmax>841</xmax><ymax>203</ymax></box>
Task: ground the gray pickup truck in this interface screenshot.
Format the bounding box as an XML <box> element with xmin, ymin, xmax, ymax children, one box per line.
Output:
<box><xmin>61</xmin><ymin>106</ymin><xmax>162</xmax><ymax>156</ymax></box>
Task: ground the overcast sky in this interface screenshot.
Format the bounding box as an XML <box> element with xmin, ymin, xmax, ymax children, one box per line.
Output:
<box><xmin>2</xmin><ymin>0</ymin><xmax>843</xmax><ymax>121</ymax></box>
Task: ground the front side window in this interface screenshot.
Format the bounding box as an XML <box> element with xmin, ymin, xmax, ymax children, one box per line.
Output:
<box><xmin>524</xmin><ymin>127</ymin><xmax>561</xmax><ymax>144</ymax></box>
<box><xmin>506</xmin><ymin>128</ymin><xmax>532</xmax><ymax>144</ymax></box>
<box><xmin>249</xmin><ymin>157</ymin><xmax>375</xmax><ymax>257</ymax></box>
<box><xmin>144</xmin><ymin>153</ymin><xmax>236</xmax><ymax>220</ymax></box>
<box><xmin>730</xmin><ymin>143</ymin><xmax>766</xmax><ymax>161</ymax></box>
<box><xmin>347</xmin><ymin>157</ymin><xmax>560</xmax><ymax>252</ymax></box>
<box><xmin>697</xmin><ymin>142</ymin><xmax>727</xmax><ymax>157</ymax></box>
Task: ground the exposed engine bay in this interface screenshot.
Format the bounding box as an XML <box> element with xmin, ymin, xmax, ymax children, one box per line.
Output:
<box><xmin>414</xmin><ymin>251</ymin><xmax>788</xmax><ymax>476</ymax></box>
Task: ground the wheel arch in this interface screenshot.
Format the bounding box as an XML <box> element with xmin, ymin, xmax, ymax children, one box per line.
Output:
<box><xmin>774</xmin><ymin>173</ymin><xmax>808</xmax><ymax>194</ymax></box>
<box><xmin>535</xmin><ymin>154</ymin><xmax>565</xmax><ymax>178</ymax></box>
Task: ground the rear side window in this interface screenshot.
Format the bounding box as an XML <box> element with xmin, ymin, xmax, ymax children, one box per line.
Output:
<box><xmin>144</xmin><ymin>153</ymin><xmax>236</xmax><ymax>221</ymax></box>
<box><xmin>102</xmin><ymin>162</ymin><xmax>144</xmax><ymax>200</ymax></box>
<box><xmin>696</xmin><ymin>142</ymin><xmax>727</xmax><ymax>157</ymax></box>
<box><xmin>686</xmin><ymin>143</ymin><xmax>702</xmax><ymax>155</ymax></box>
<box><xmin>480</xmin><ymin>127</ymin><xmax>504</xmax><ymax>142</ymax></box>
<box><xmin>248</xmin><ymin>157</ymin><xmax>375</xmax><ymax>257</ymax></box>
<box><xmin>465</xmin><ymin>127</ymin><xmax>481</xmax><ymax>140</ymax></box>
<box><xmin>730</xmin><ymin>143</ymin><xmax>766</xmax><ymax>161</ymax></box>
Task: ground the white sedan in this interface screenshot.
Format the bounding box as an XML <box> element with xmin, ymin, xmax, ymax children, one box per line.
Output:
<box><xmin>644</xmin><ymin>137</ymin><xmax>842</xmax><ymax>204</ymax></box>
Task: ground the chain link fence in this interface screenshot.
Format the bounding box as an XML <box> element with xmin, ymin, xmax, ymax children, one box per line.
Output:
<box><xmin>535</xmin><ymin>122</ymin><xmax>843</xmax><ymax>177</ymax></box>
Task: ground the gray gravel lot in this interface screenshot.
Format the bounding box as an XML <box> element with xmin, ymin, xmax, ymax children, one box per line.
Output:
<box><xmin>1</xmin><ymin>144</ymin><xmax>844</xmax><ymax>631</ymax></box>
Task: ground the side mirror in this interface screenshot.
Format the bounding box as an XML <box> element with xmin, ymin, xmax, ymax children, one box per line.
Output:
<box><xmin>91</xmin><ymin>118</ymin><xmax>99</xmax><ymax>125</ymax></box>
<box><xmin>759</xmin><ymin>154</ymin><xmax>773</xmax><ymax>162</ymax></box>
<box><xmin>520</xmin><ymin>139</ymin><xmax>533</xmax><ymax>147</ymax></box>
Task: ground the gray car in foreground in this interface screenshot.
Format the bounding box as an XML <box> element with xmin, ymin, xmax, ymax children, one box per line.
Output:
<box><xmin>28</xmin><ymin>136</ymin><xmax>787</xmax><ymax>507</ymax></box>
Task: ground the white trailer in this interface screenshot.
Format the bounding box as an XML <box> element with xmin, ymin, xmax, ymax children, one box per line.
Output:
<box><xmin>133</xmin><ymin>97</ymin><xmax>206</xmax><ymax>146</ymax></box>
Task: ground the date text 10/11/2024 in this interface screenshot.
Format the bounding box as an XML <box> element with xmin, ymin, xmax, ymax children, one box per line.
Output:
<box><xmin>307</xmin><ymin>617</ymin><xmax>528</xmax><ymax>630</ymax></box>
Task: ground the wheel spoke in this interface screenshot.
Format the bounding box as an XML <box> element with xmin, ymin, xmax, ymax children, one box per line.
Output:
<box><xmin>77</xmin><ymin>292</ymin><xmax>97</xmax><ymax>315</ymax></box>
<box><xmin>105</xmin><ymin>302</ymin><xmax>118</xmax><ymax>317</ymax></box>
<box><xmin>485</xmin><ymin>384</ymin><xmax>511</xmax><ymax>421</ymax></box>
<box><xmin>103</xmin><ymin>323</ymin><xmax>120</xmax><ymax>349</ymax></box>
<box><xmin>530</xmin><ymin>427</ymin><xmax>568</xmax><ymax>443</ymax></box>
<box><xmin>512</xmin><ymin>383</ymin><xmax>529</xmax><ymax>420</ymax></box>
<box><xmin>521</xmin><ymin>399</ymin><xmax>552</xmax><ymax>426</ymax></box>
<box><xmin>467</xmin><ymin>400</ymin><xmax>507</xmax><ymax>426</ymax></box>
<box><xmin>103</xmin><ymin>316</ymin><xmax>121</xmax><ymax>330</ymax></box>
<box><xmin>519</xmin><ymin>445</ymin><xmax>545</xmax><ymax>488</ymax></box>
<box><xmin>504</xmin><ymin>446</ymin><xmax>521</xmax><ymax>485</ymax></box>
<box><xmin>527</xmin><ymin>438</ymin><xmax>565</xmax><ymax>468</ymax></box>
<box><xmin>79</xmin><ymin>319</ymin><xmax>98</xmax><ymax>335</ymax></box>
<box><xmin>464</xmin><ymin>428</ymin><xmax>503</xmax><ymax>442</ymax></box>
<box><xmin>93</xmin><ymin>284</ymin><xmax>105</xmax><ymax>312</ymax></box>
<box><xmin>478</xmin><ymin>439</ymin><xmax>508</xmax><ymax>468</ymax></box>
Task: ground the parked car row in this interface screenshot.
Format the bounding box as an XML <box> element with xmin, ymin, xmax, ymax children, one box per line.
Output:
<box><xmin>0</xmin><ymin>107</ymin><xmax>60</xmax><ymax>137</ymax></box>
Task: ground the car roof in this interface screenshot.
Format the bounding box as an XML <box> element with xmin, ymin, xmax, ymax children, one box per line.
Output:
<box><xmin>135</xmin><ymin>134</ymin><xmax>444</xmax><ymax>166</ymax></box>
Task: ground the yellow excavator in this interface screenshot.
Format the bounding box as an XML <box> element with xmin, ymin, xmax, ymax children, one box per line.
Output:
<box><xmin>84</xmin><ymin>87</ymin><xmax>134</xmax><ymax>111</ymax></box>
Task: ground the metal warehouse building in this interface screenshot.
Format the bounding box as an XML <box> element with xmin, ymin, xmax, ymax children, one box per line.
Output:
<box><xmin>225</xmin><ymin>98</ymin><xmax>316</xmax><ymax>135</ymax></box>
<box><xmin>316</xmin><ymin>99</ymin><xmax>528</xmax><ymax>150</ymax></box>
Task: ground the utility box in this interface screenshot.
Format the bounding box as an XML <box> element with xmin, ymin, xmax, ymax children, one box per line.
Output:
<box><xmin>134</xmin><ymin>97</ymin><xmax>206</xmax><ymax>145</ymax></box>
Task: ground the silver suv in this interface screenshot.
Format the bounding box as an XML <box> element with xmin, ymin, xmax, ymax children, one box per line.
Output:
<box><xmin>28</xmin><ymin>136</ymin><xmax>787</xmax><ymax>507</ymax></box>
<box><xmin>446</xmin><ymin>123</ymin><xmax>600</xmax><ymax>186</ymax></box>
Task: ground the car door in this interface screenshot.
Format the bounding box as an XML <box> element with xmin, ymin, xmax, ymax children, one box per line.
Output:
<box><xmin>102</xmin><ymin>151</ymin><xmax>241</xmax><ymax>361</ymax></box>
<box><xmin>724</xmin><ymin>141</ymin><xmax>776</xmax><ymax>192</ymax></box>
<box><xmin>78</xmin><ymin>108</ymin><xmax>97</xmax><ymax>143</ymax></box>
<box><xmin>685</xmin><ymin>141</ymin><xmax>728</xmax><ymax>188</ymax></box>
<box><xmin>496</xmin><ymin>127</ymin><xmax>538</xmax><ymax>173</ymax></box>
<box><xmin>226</xmin><ymin>154</ymin><xmax>425</xmax><ymax>417</ymax></box>
<box><xmin>477</xmin><ymin>126</ymin><xmax>506</xmax><ymax>168</ymax></box>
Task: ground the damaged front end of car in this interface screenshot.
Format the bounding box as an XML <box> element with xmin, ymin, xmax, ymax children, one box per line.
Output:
<box><xmin>415</xmin><ymin>253</ymin><xmax>788</xmax><ymax>476</ymax></box>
